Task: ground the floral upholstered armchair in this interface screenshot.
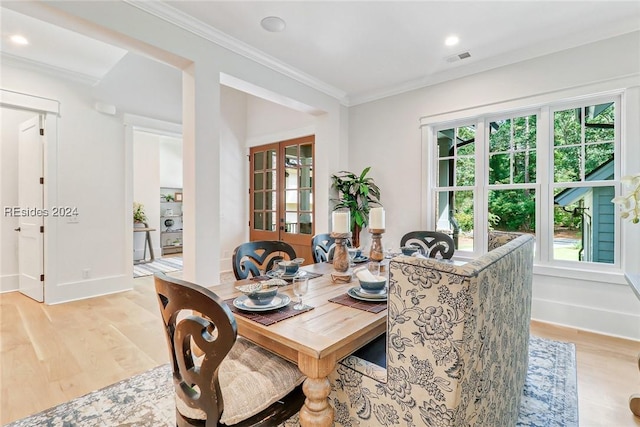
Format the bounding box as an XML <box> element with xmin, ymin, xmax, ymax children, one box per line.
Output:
<box><xmin>329</xmin><ymin>233</ymin><xmax>534</xmax><ymax>426</ymax></box>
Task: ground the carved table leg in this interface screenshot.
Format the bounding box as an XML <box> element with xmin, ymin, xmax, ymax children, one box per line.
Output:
<box><xmin>630</xmin><ymin>352</ymin><xmax>640</xmax><ymax>417</ymax></box>
<box><xmin>298</xmin><ymin>353</ymin><xmax>336</xmax><ymax>427</ymax></box>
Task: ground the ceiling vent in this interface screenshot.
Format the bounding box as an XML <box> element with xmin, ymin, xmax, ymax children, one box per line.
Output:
<box><xmin>445</xmin><ymin>51</ymin><xmax>471</xmax><ymax>63</ymax></box>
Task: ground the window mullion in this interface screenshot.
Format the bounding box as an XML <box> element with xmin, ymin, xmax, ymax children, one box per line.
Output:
<box><xmin>476</xmin><ymin>118</ymin><xmax>488</xmax><ymax>254</ymax></box>
<box><xmin>538</xmin><ymin>107</ymin><xmax>552</xmax><ymax>264</ymax></box>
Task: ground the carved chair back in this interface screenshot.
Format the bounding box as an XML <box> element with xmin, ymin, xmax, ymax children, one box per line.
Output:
<box><xmin>400</xmin><ymin>230</ymin><xmax>455</xmax><ymax>259</ymax></box>
<box><xmin>232</xmin><ymin>240</ymin><xmax>297</xmax><ymax>280</ymax></box>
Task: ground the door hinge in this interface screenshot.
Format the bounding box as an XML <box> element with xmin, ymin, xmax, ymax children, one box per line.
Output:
<box><xmin>40</xmin><ymin>226</ymin><xmax>44</xmax><ymax>233</ymax></box>
<box><xmin>40</xmin><ymin>128</ymin><xmax>44</xmax><ymax>136</ymax></box>
<box><xmin>40</xmin><ymin>177</ymin><xmax>44</xmax><ymax>184</ymax></box>
<box><xmin>40</xmin><ymin>274</ymin><xmax>45</xmax><ymax>282</ymax></box>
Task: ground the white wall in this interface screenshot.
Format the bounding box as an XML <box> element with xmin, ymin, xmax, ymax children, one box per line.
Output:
<box><xmin>159</xmin><ymin>136</ymin><xmax>183</xmax><ymax>188</ymax></box>
<box><xmin>0</xmin><ymin>107</ymin><xmax>38</xmax><ymax>293</ymax></box>
<box><xmin>1</xmin><ymin>65</ymin><xmax>129</xmax><ymax>302</ymax></box>
<box><xmin>219</xmin><ymin>87</ymin><xmax>320</xmax><ymax>274</ymax></box>
<box><xmin>5</xmin><ymin>0</ymin><xmax>346</xmax><ymax>290</ymax></box>
<box><xmin>245</xmin><ymin>95</ymin><xmax>316</xmax><ymax>146</ymax></box>
<box><xmin>219</xmin><ymin>86</ymin><xmax>248</xmax><ymax>273</ymax></box>
<box><xmin>133</xmin><ymin>131</ymin><xmax>161</xmax><ymax>259</ymax></box>
<box><xmin>348</xmin><ymin>32</ymin><xmax>640</xmax><ymax>339</ymax></box>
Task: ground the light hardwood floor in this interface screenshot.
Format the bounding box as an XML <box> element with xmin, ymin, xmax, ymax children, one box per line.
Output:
<box><xmin>1</xmin><ymin>275</ymin><xmax>639</xmax><ymax>426</ymax></box>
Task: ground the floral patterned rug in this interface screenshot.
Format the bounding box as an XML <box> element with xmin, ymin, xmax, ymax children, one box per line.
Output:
<box><xmin>6</xmin><ymin>335</ymin><xmax>577</xmax><ymax>427</ymax></box>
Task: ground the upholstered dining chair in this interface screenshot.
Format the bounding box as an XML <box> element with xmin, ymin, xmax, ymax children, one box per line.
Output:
<box><xmin>232</xmin><ymin>240</ymin><xmax>297</xmax><ymax>280</ymax></box>
<box><xmin>154</xmin><ymin>273</ymin><xmax>305</xmax><ymax>427</ymax></box>
<box><xmin>400</xmin><ymin>230</ymin><xmax>455</xmax><ymax>259</ymax></box>
<box><xmin>311</xmin><ymin>233</ymin><xmax>335</xmax><ymax>263</ymax></box>
<box><xmin>329</xmin><ymin>233</ymin><xmax>535</xmax><ymax>427</ymax></box>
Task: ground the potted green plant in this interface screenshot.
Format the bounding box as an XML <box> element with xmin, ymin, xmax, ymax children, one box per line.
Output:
<box><xmin>331</xmin><ymin>167</ymin><xmax>382</xmax><ymax>248</ymax></box>
<box><xmin>161</xmin><ymin>193</ymin><xmax>175</xmax><ymax>202</ymax></box>
<box><xmin>133</xmin><ymin>202</ymin><xmax>148</xmax><ymax>226</ymax></box>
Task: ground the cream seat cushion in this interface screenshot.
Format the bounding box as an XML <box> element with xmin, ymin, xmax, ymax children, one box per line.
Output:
<box><xmin>175</xmin><ymin>336</ymin><xmax>305</xmax><ymax>425</ymax></box>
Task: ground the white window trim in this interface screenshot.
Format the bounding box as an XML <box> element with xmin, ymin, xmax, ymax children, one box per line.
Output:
<box><xmin>421</xmin><ymin>89</ymin><xmax>628</xmax><ymax>283</ymax></box>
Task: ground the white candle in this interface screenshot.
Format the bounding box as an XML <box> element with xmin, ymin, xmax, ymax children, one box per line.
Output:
<box><xmin>369</xmin><ymin>207</ymin><xmax>385</xmax><ymax>229</ymax></box>
<box><xmin>332</xmin><ymin>211</ymin><xmax>350</xmax><ymax>233</ymax></box>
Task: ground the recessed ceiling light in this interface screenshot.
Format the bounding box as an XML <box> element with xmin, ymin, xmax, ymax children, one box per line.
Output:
<box><xmin>10</xmin><ymin>34</ymin><xmax>29</xmax><ymax>45</ymax></box>
<box><xmin>445</xmin><ymin>35</ymin><xmax>459</xmax><ymax>47</ymax></box>
<box><xmin>261</xmin><ymin>16</ymin><xmax>286</xmax><ymax>32</ymax></box>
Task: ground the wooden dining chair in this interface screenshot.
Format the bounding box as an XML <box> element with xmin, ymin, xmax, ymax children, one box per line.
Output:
<box><xmin>400</xmin><ymin>230</ymin><xmax>455</xmax><ymax>259</ymax></box>
<box><xmin>231</xmin><ymin>240</ymin><xmax>297</xmax><ymax>280</ymax></box>
<box><xmin>311</xmin><ymin>233</ymin><xmax>335</xmax><ymax>263</ymax></box>
<box><xmin>154</xmin><ymin>273</ymin><xmax>305</xmax><ymax>427</ymax></box>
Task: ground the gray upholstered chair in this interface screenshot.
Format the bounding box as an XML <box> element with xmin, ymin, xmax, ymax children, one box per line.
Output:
<box><xmin>154</xmin><ymin>273</ymin><xmax>305</xmax><ymax>426</ymax></box>
<box><xmin>488</xmin><ymin>230</ymin><xmax>523</xmax><ymax>250</ymax></box>
<box><xmin>329</xmin><ymin>234</ymin><xmax>535</xmax><ymax>426</ymax></box>
<box><xmin>400</xmin><ymin>230</ymin><xmax>455</xmax><ymax>259</ymax></box>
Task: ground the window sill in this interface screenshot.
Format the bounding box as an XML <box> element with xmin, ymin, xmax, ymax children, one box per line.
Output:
<box><xmin>533</xmin><ymin>263</ymin><xmax>627</xmax><ymax>285</ymax></box>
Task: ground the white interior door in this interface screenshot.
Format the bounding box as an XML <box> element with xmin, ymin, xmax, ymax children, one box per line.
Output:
<box><xmin>18</xmin><ymin>116</ymin><xmax>44</xmax><ymax>302</ymax></box>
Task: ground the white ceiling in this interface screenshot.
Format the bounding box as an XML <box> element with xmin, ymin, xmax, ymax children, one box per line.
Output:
<box><xmin>148</xmin><ymin>1</ymin><xmax>640</xmax><ymax>104</ymax></box>
<box><xmin>2</xmin><ymin>1</ymin><xmax>639</xmax><ymax>113</ymax></box>
<box><xmin>0</xmin><ymin>7</ymin><xmax>128</xmax><ymax>84</ymax></box>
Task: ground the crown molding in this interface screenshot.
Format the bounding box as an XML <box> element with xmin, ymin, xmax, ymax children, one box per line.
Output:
<box><xmin>2</xmin><ymin>52</ymin><xmax>100</xmax><ymax>87</ymax></box>
<box><xmin>124</xmin><ymin>0</ymin><xmax>349</xmax><ymax>105</ymax></box>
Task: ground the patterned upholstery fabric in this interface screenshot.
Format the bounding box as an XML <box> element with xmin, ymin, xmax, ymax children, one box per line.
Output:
<box><xmin>330</xmin><ymin>234</ymin><xmax>534</xmax><ymax>427</ymax></box>
<box><xmin>488</xmin><ymin>230</ymin><xmax>523</xmax><ymax>251</ymax></box>
<box><xmin>177</xmin><ymin>336</ymin><xmax>305</xmax><ymax>425</ymax></box>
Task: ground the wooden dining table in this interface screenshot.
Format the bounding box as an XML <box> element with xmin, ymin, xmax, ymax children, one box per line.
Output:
<box><xmin>210</xmin><ymin>262</ymin><xmax>388</xmax><ymax>427</ymax></box>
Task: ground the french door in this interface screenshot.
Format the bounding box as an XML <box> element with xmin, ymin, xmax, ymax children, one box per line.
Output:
<box><xmin>249</xmin><ymin>135</ymin><xmax>314</xmax><ymax>263</ymax></box>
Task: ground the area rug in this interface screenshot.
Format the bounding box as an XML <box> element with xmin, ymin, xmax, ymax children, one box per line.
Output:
<box><xmin>133</xmin><ymin>257</ymin><xmax>182</xmax><ymax>278</ymax></box>
<box><xmin>5</xmin><ymin>336</ymin><xmax>577</xmax><ymax>427</ymax></box>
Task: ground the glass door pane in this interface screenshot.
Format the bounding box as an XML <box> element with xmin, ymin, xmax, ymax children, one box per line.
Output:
<box><xmin>249</xmin><ymin>143</ymin><xmax>279</xmax><ymax>241</ymax></box>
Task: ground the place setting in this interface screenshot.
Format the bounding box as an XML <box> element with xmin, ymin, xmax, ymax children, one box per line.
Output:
<box><xmin>329</xmin><ymin>261</ymin><xmax>388</xmax><ymax>313</ymax></box>
<box><xmin>226</xmin><ymin>262</ymin><xmax>314</xmax><ymax>325</ymax></box>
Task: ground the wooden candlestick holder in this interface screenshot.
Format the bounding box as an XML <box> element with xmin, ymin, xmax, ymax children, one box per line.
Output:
<box><xmin>369</xmin><ymin>228</ymin><xmax>385</xmax><ymax>262</ymax></box>
<box><xmin>330</xmin><ymin>232</ymin><xmax>352</xmax><ymax>273</ymax></box>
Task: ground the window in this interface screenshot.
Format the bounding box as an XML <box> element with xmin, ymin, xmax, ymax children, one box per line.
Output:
<box><xmin>428</xmin><ymin>96</ymin><xmax>620</xmax><ymax>269</ymax></box>
<box><xmin>552</xmin><ymin>103</ymin><xmax>616</xmax><ymax>264</ymax></box>
<box><xmin>435</xmin><ymin>125</ymin><xmax>476</xmax><ymax>251</ymax></box>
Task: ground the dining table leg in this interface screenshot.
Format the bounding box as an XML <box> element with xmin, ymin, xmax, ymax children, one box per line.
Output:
<box><xmin>297</xmin><ymin>353</ymin><xmax>336</xmax><ymax>427</ymax></box>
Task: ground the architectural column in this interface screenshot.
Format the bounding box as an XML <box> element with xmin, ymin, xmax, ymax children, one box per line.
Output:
<box><xmin>182</xmin><ymin>62</ymin><xmax>221</xmax><ymax>285</ymax></box>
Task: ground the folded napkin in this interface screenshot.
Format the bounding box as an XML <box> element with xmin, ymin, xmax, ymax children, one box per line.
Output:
<box><xmin>353</xmin><ymin>267</ymin><xmax>378</xmax><ymax>282</ymax></box>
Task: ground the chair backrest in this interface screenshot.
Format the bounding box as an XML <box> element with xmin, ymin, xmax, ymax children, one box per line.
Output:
<box><xmin>232</xmin><ymin>240</ymin><xmax>297</xmax><ymax>280</ymax></box>
<box><xmin>154</xmin><ymin>273</ymin><xmax>236</xmax><ymax>426</ymax></box>
<box><xmin>400</xmin><ymin>230</ymin><xmax>455</xmax><ymax>259</ymax></box>
<box><xmin>386</xmin><ymin>234</ymin><xmax>535</xmax><ymax>425</ymax></box>
<box><xmin>311</xmin><ymin>233</ymin><xmax>335</xmax><ymax>263</ymax></box>
<box><xmin>488</xmin><ymin>230</ymin><xmax>523</xmax><ymax>251</ymax></box>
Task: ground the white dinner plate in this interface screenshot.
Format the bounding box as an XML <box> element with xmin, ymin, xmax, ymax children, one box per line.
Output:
<box><xmin>347</xmin><ymin>287</ymin><xmax>387</xmax><ymax>301</ymax></box>
<box><xmin>233</xmin><ymin>294</ymin><xmax>291</xmax><ymax>311</ymax></box>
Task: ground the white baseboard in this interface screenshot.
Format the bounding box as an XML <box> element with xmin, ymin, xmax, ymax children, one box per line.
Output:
<box><xmin>532</xmin><ymin>297</ymin><xmax>640</xmax><ymax>341</ymax></box>
<box><xmin>220</xmin><ymin>258</ymin><xmax>232</xmax><ymax>277</ymax></box>
<box><xmin>45</xmin><ymin>274</ymin><xmax>132</xmax><ymax>304</ymax></box>
<box><xmin>0</xmin><ymin>274</ymin><xmax>18</xmax><ymax>293</ymax></box>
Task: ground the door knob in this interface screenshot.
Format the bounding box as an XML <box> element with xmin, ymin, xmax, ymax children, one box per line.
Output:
<box><xmin>14</xmin><ymin>227</ymin><xmax>21</xmax><ymax>232</ymax></box>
